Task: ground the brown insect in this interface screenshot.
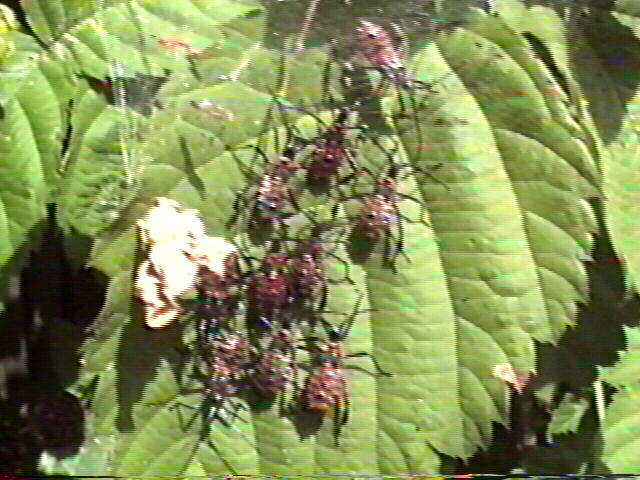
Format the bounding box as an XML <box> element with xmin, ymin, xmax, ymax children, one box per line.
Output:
<box><xmin>306</xmin><ymin>107</ymin><xmax>361</xmax><ymax>182</ymax></box>
<box><xmin>251</xmin><ymin>253</ymin><xmax>293</xmax><ymax>319</ymax></box>
<box><xmin>252</xmin><ymin>323</ymin><xmax>297</xmax><ymax>395</ymax></box>
<box><xmin>358</xmin><ymin>191</ymin><xmax>397</xmax><ymax>240</ymax></box>
<box><xmin>254</xmin><ymin>154</ymin><xmax>300</xmax><ymax>222</ymax></box>
<box><xmin>351</xmin><ymin>151</ymin><xmax>441</xmax><ymax>270</ymax></box>
<box><xmin>209</xmin><ymin>334</ymin><xmax>253</xmax><ymax>377</ymax></box>
<box><xmin>354</xmin><ymin>20</ymin><xmax>412</xmax><ymax>89</ymax></box>
<box><xmin>302</xmin><ymin>295</ymin><xmax>390</xmax><ymax>438</ymax></box>
<box><xmin>285</xmin><ymin>220</ymin><xmax>353</xmax><ymax>311</ymax></box>
<box><xmin>196</xmin><ymin>259</ymin><xmax>241</xmax><ymax>322</ymax></box>
<box><xmin>159</xmin><ymin>333</ymin><xmax>250</xmax><ymax>439</ymax></box>
<box><xmin>353</xmin><ymin>19</ymin><xmax>456</xmax><ymax>158</ymax></box>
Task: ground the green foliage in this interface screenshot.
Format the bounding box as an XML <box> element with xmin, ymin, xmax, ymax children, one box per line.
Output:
<box><xmin>1</xmin><ymin>0</ymin><xmax>640</xmax><ymax>476</ymax></box>
<box><xmin>602</xmin><ymin>385</ymin><xmax>640</xmax><ymax>472</ymax></box>
<box><xmin>546</xmin><ymin>394</ymin><xmax>590</xmax><ymax>442</ymax></box>
<box><xmin>0</xmin><ymin>29</ymin><xmax>75</xmax><ymax>278</ymax></box>
<box><xmin>601</xmin><ymin>326</ymin><xmax>640</xmax><ymax>388</ymax></box>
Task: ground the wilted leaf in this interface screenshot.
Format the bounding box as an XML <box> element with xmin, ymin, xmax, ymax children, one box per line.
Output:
<box><xmin>492</xmin><ymin>364</ymin><xmax>532</xmax><ymax>395</ymax></box>
<box><xmin>134</xmin><ymin>197</ymin><xmax>238</xmax><ymax>328</ymax></box>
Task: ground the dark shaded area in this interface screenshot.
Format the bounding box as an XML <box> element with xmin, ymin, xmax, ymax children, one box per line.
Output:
<box><xmin>537</xmin><ymin>212</ymin><xmax>640</xmax><ymax>391</ymax></box>
<box><xmin>290</xmin><ymin>398</ymin><xmax>324</xmax><ymax>440</ymax></box>
<box><xmin>345</xmin><ymin>225</ymin><xmax>376</xmax><ymax>266</ymax></box>
<box><xmin>85</xmin><ymin>75</ymin><xmax>167</xmax><ymax>117</ymax></box>
<box><xmin>59</xmin><ymin>98</ymin><xmax>75</xmax><ymax>159</ymax></box>
<box><xmin>522</xmin><ymin>32</ymin><xmax>572</xmax><ymax>101</ymax></box>
<box><xmin>569</xmin><ymin>6</ymin><xmax>640</xmax><ymax>143</ymax></box>
<box><xmin>26</xmin><ymin>390</ymin><xmax>85</xmax><ymax>454</ymax></box>
<box><xmin>456</xmin><ymin>205</ymin><xmax>639</xmax><ymax>473</ymax></box>
<box><xmin>114</xmin><ymin>244</ymin><xmax>183</xmax><ymax>432</ymax></box>
<box><xmin>523</xmin><ymin>406</ymin><xmax>609</xmax><ymax>474</ymax></box>
<box><xmin>524</xmin><ymin>0</ymin><xmax>640</xmax><ymax>143</ymax></box>
<box><xmin>0</xmin><ymin>209</ymin><xmax>105</xmax><ymax>474</ymax></box>
<box><xmin>1</xmin><ymin>0</ymin><xmax>37</xmax><ymax>44</ymax></box>
<box><xmin>453</xmin><ymin>376</ymin><xmax>550</xmax><ymax>475</ymax></box>
<box><xmin>262</xmin><ymin>0</ymin><xmax>475</xmax><ymax>63</ymax></box>
<box><xmin>454</xmin><ymin>402</ymin><xmax>607</xmax><ymax>474</ymax></box>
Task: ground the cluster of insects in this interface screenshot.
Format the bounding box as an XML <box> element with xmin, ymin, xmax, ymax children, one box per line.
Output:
<box><xmin>176</xmin><ymin>241</ymin><xmax>388</xmax><ymax>442</ymax></box>
<box><xmin>242</xmin><ymin>16</ymin><xmax>447</xmax><ymax>250</ymax></box>
<box><xmin>160</xmin><ymin>17</ymin><xmax>457</xmax><ymax>446</ymax></box>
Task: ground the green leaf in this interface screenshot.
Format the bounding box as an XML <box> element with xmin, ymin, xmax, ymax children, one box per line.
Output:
<box><xmin>436</xmin><ymin>11</ymin><xmax>598</xmax><ymax>342</ymax></box>
<box><xmin>393</xmin><ymin>6</ymin><xmax>597</xmax><ymax>453</ymax></box>
<box><xmin>63</xmin><ymin>0</ymin><xmax>607</xmax><ymax>475</ymax></box>
<box><xmin>0</xmin><ymin>31</ymin><xmax>75</xmax><ymax>272</ymax></box>
<box><xmin>56</xmin><ymin>79</ymin><xmax>147</xmax><ymax>236</ymax></box>
<box><xmin>546</xmin><ymin>394</ymin><xmax>590</xmax><ymax>442</ymax></box>
<box><xmin>0</xmin><ymin>31</ymin><xmax>43</xmax><ymax>103</ymax></box>
<box><xmin>21</xmin><ymin>0</ymin><xmax>266</xmax><ymax>79</ymax></box>
<box><xmin>601</xmin><ymin>326</ymin><xmax>640</xmax><ymax>388</ymax></box>
<box><xmin>602</xmin><ymin>385</ymin><xmax>640</xmax><ymax>472</ymax></box>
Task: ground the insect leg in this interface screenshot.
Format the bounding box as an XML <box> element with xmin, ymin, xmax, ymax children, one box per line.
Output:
<box><xmin>346</xmin><ymin>352</ymin><xmax>392</xmax><ymax>376</ymax></box>
<box><xmin>395</xmin><ymin>193</ymin><xmax>432</xmax><ymax>228</ymax></box>
<box><xmin>326</xmin><ymin>250</ymin><xmax>355</xmax><ymax>286</ymax></box>
<box><xmin>410</xmin><ymin>162</ymin><xmax>449</xmax><ymax>191</ymax></box>
<box><xmin>390</xmin><ymin>202</ymin><xmax>412</xmax><ymax>270</ymax></box>
<box><xmin>330</xmin><ymin>387</ymin><xmax>348</xmax><ymax>447</ymax></box>
<box><xmin>203</xmin><ymin>437</ymin><xmax>239</xmax><ymax>475</ymax></box>
<box><xmin>403</xmin><ymin>87</ymin><xmax>424</xmax><ymax>161</ymax></box>
<box><xmin>315</xmin><ymin>277</ymin><xmax>330</xmax><ymax>313</ymax></box>
<box><xmin>341</xmin><ymin>387</ymin><xmax>350</xmax><ymax>427</ymax></box>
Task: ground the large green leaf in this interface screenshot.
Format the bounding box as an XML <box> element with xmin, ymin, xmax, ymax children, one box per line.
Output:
<box><xmin>56</xmin><ymin>79</ymin><xmax>148</xmax><ymax>236</ymax></box>
<box><xmin>21</xmin><ymin>0</ymin><xmax>267</xmax><ymax>79</ymax></box>
<box><xmin>53</xmin><ymin>0</ymin><xmax>608</xmax><ymax>475</ymax></box>
<box><xmin>0</xmin><ymin>30</ymin><xmax>75</xmax><ymax>274</ymax></box>
<box><xmin>601</xmin><ymin>385</ymin><xmax>640</xmax><ymax>473</ymax></box>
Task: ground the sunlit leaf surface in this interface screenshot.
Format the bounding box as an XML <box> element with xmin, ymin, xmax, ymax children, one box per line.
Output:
<box><xmin>24</xmin><ymin>0</ymin><xmax>640</xmax><ymax>475</ymax></box>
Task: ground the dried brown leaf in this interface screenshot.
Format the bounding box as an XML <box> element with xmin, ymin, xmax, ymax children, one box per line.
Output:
<box><xmin>148</xmin><ymin>244</ymin><xmax>199</xmax><ymax>300</ymax></box>
<box><xmin>135</xmin><ymin>260</ymin><xmax>182</xmax><ymax>329</ymax></box>
<box><xmin>136</xmin><ymin>197</ymin><xmax>204</xmax><ymax>252</ymax></box>
<box><xmin>191</xmin><ymin>236</ymin><xmax>238</xmax><ymax>277</ymax></box>
<box><xmin>134</xmin><ymin>198</ymin><xmax>238</xmax><ymax>329</ymax></box>
<box><xmin>492</xmin><ymin>363</ymin><xmax>532</xmax><ymax>395</ymax></box>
